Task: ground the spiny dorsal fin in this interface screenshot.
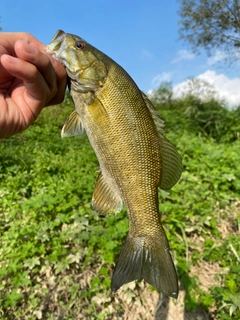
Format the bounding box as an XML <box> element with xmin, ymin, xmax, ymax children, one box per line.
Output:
<box><xmin>92</xmin><ymin>173</ymin><xmax>123</xmax><ymax>214</ymax></box>
<box><xmin>61</xmin><ymin>111</ymin><xmax>85</xmax><ymax>138</ymax></box>
<box><xmin>142</xmin><ymin>92</ymin><xmax>182</xmax><ymax>190</ymax></box>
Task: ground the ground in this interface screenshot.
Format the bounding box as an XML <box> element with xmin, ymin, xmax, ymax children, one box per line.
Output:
<box><xmin>100</xmin><ymin>200</ymin><xmax>239</xmax><ymax>320</ymax></box>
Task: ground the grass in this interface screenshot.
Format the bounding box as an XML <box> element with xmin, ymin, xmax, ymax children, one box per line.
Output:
<box><xmin>0</xmin><ymin>95</ymin><xmax>239</xmax><ymax>319</ymax></box>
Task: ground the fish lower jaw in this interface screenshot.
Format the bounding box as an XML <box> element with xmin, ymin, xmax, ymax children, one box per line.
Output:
<box><xmin>69</xmin><ymin>78</ymin><xmax>101</xmax><ymax>93</ymax></box>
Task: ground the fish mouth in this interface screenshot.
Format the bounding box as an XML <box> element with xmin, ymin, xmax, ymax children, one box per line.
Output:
<box><xmin>46</xmin><ymin>29</ymin><xmax>66</xmax><ymax>61</ymax></box>
<box><xmin>46</xmin><ymin>30</ymin><xmax>86</xmax><ymax>73</ymax></box>
<box><xmin>51</xmin><ymin>30</ymin><xmax>65</xmax><ymax>43</ymax></box>
<box><xmin>46</xmin><ymin>30</ymin><xmax>102</xmax><ymax>93</ymax></box>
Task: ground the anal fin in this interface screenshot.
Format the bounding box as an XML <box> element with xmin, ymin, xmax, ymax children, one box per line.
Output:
<box><xmin>92</xmin><ymin>173</ymin><xmax>122</xmax><ymax>214</ymax></box>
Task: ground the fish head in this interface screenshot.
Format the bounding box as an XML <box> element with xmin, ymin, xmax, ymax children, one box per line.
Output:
<box><xmin>47</xmin><ymin>30</ymin><xmax>108</xmax><ymax>93</ymax></box>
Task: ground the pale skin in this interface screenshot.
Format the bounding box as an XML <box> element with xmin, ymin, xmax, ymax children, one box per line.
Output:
<box><xmin>0</xmin><ymin>32</ymin><xmax>67</xmax><ymax>139</ymax></box>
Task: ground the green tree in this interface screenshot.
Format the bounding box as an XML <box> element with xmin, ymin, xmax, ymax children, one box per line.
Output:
<box><xmin>178</xmin><ymin>0</ymin><xmax>240</xmax><ymax>61</ymax></box>
<box><xmin>150</xmin><ymin>80</ymin><xmax>240</xmax><ymax>142</ymax></box>
<box><xmin>150</xmin><ymin>81</ymin><xmax>173</xmax><ymax>107</ymax></box>
<box><xmin>176</xmin><ymin>77</ymin><xmax>218</xmax><ymax>101</ymax></box>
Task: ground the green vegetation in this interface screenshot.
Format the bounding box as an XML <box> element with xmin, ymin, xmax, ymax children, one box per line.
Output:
<box><xmin>0</xmin><ymin>83</ymin><xmax>240</xmax><ymax>319</ymax></box>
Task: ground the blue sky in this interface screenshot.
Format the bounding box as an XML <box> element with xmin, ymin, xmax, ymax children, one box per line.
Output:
<box><xmin>2</xmin><ymin>0</ymin><xmax>240</xmax><ymax>106</ymax></box>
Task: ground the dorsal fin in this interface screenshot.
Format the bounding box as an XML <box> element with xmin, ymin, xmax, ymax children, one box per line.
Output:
<box><xmin>142</xmin><ymin>92</ymin><xmax>182</xmax><ymax>189</ymax></box>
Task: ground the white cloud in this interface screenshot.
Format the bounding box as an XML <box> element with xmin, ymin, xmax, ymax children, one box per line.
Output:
<box><xmin>141</xmin><ymin>50</ymin><xmax>153</xmax><ymax>59</ymax></box>
<box><xmin>207</xmin><ymin>50</ymin><xmax>227</xmax><ymax>65</ymax></box>
<box><xmin>151</xmin><ymin>72</ymin><xmax>172</xmax><ymax>88</ymax></box>
<box><xmin>173</xmin><ymin>70</ymin><xmax>240</xmax><ymax>108</ymax></box>
<box><xmin>171</xmin><ymin>50</ymin><xmax>195</xmax><ymax>64</ymax></box>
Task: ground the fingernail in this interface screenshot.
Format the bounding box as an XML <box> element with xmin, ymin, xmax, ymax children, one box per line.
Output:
<box><xmin>2</xmin><ymin>54</ymin><xmax>18</xmax><ymax>65</ymax></box>
<box><xmin>22</xmin><ymin>41</ymin><xmax>37</xmax><ymax>54</ymax></box>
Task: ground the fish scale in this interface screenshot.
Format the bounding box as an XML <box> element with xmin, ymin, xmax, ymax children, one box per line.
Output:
<box><xmin>47</xmin><ymin>30</ymin><xmax>182</xmax><ymax>298</ymax></box>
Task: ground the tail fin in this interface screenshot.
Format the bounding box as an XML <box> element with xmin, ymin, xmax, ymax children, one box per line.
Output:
<box><xmin>111</xmin><ymin>234</ymin><xmax>178</xmax><ymax>298</ymax></box>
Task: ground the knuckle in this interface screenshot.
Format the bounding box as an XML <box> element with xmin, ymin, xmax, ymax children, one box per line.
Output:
<box><xmin>19</xmin><ymin>32</ymin><xmax>32</xmax><ymax>41</ymax></box>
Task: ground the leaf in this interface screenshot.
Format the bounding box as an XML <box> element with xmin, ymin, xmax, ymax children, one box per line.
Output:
<box><xmin>230</xmin><ymin>304</ymin><xmax>237</xmax><ymax>317</ymax></box>
<box><xmin>24</xmin><ymin>257</ymin><xmax>40</xmax><ymax>270</ymax></box>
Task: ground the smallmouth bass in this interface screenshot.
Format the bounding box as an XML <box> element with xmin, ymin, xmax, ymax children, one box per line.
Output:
<box><xmin>47</xmin><ymin>30</ymin><xmax>182</xmax><ymax>298</ymax></box>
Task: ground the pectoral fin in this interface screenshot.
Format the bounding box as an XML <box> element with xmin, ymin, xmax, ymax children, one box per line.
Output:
<box><xmin>61</xmin><ymin>111</ymin><xmax>85</xmax><ymax>138</ymax></box>
<box><xmin>92</xmin><ymin>173</ymin><xmax>122</xmax><ymax>214</ymax></box>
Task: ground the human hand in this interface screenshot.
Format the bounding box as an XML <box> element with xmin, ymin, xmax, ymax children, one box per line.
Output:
<box><xmin>0</xmin><ymin>32</ymin><xmax>67</xmax><ymax>138</ymax></box>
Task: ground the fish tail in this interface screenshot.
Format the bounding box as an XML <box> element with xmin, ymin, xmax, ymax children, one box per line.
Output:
<box><xmin>111</xmin><ymin>233</ymin><xmax>179</xmax><ymax>298</ymax></box>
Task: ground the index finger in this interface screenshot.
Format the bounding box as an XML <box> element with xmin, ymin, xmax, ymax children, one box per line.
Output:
<box><xmin>0</xmin><ymin>32</ymin><xmax>45</xmax><ymax>51</ymax></box>
<box><xmin>14</xmin><ymin>40</ymin><xmax>58</xmax><ymax>97</ymax></box>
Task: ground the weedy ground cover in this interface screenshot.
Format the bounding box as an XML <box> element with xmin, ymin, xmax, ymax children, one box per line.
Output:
<box><xmin>0</xmin><ymin>94</ymin><xmax>239</xmax><ymax>319</ymax></box>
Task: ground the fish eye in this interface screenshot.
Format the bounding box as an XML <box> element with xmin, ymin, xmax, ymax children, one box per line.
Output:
<box><xmin>75</xmin><ymin>41</ymin><xmax>85</xmax><ymax>50</ymax></box>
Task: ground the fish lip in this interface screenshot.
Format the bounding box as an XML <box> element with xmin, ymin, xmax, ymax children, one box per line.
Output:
<box><xmin>51</xmin><ymin>29</ymin><xmax>66</xmax><ymax>42</ymax></box>
<box><xmin>46</xmin><ymin>30</ymin><xmax>66</xmax><ymax>59</ymax></box>
<box><xmin>46</xmin><ymin>42</ymin><xmax>65</xmax><ymax>60</ymax></box>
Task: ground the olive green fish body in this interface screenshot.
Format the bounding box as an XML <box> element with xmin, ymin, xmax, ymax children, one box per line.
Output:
<box><xmin>47</xmin><ymin>30</ymin><xmax>182</xmax><ymax>298</ymax></box>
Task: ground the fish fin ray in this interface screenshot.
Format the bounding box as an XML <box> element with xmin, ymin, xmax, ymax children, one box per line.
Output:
<box><xmin>111</xmin><ymin>234</ymin><xmax>179</xmax><ymax>298</ymax></box>
<box><xmin>92</xmin><ymin>173</ymin><xmax>122</xmax><ymax>214</ymax></box>
<box><xmin>159</xmin><ymin>136</ymin><xmax>182</xmax><ymax>190</ymax></box>
<box><xmin>61</xmin><ymin>111</ymin><xmax>85</xmax><ymax>138</ymax></box>
<box><xmin>141</xmin><ymin>92</ymin><xmax>165</xmax><ymax>135</ymax></box>
<box><xmin>141</xmin><ymin>92</ymin><xmax>182</xmax><ymax>189</ymax></box>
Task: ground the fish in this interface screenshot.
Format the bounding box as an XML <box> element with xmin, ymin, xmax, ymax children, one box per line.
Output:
<box><xmin>46</xmin><ymin>30</ymin><xmax>182</xmax><ymax>299</ymax></box>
